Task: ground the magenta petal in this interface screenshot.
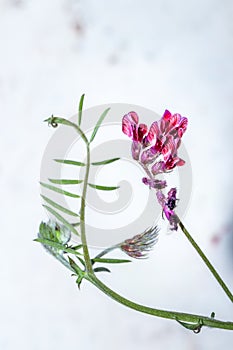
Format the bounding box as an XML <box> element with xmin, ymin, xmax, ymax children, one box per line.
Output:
<box><xmin>140</xmin><ymin>146</ymin><xmax>158</xmax><ymax>164</ymax></box>
<box><xmin>162</xmin><ymin>109</ymin><xmax>172</xmax><ymax>121</ymax></box>
<box><xmin>151</xmin><ymin>161</ymin><xmax>165</xmax><ymax>175</ymax></box>
<box><xmin>163</xmin><ymin>207</ymin><xmax>173</xmax><ymax>220</ymax></box>
<box><xmin>146</xmin><ymin>121</ymin><xmax>160</xmax><ymax>144</ymax></box>
<box><xmin>170</xmin><ymin>113</ymin><xmax>182</xmax><ymax>128</ymax></box>
<box><xmin>138</xmin><ymin>123</ymin><xmax>148</xmax><ymax>142</ymax></box>
<box><xmin>124</xmin><ymin>111</ymin><xmax>139</xmax><ymax>124</ymax></box>
<box><xmin>142</xmin><ymin>177</ymin><xmax>167</xmax><ymax>189</ymax></box>
<box><xmin>122</xmin><ymin>112</ymin><xmax>139</xmax><ymax>139</ymax></box>
<box><xmin>131</xmin><ymin>141</ymin><xmax>141</xmax><ymax>160</ymax></box>
<box><xmin>156</xmin><ymin>190</ymin><xmax>166</xmax><ymax>206</ymax></box>
<box><xmin>164</xmin><ymin>155</ymin><xmax>185</xmax><ymax>170</ymax></box>
<box><xmin>176</xmin><ymin>158</ymin><xmax>185</xmax><ymax>166</ymax></box>
<box><xmin>162</xmin><ymin>137</ymin><xmax>176</xmax><ymax>161</ymax></box>
<box><xmin>122</xmin><ymin>117</ymin><xmax>133</xmax><ymax>138</ymax></box>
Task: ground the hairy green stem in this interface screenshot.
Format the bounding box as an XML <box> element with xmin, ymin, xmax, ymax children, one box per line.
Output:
<box><xmin>79</xmin><ymin>142</ymin><xmax>93</xmax><ymax>273</ymax></box>
<box><xmin>86</xmin><ymin>274</ymin><xmax>233</xmax><ymax>330</ymax></box>
<box><xmin>94</xmin><ymin>244</ymin><xmax>120</xmax><ymax>260</ymax></box>
<box><xmin>178</xmin><ymin>219</ymin><xmax>233</xmax><ymax>303</ymax></box>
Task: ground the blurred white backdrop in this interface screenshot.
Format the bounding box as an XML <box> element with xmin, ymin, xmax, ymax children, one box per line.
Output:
<box><xmin>1</xmin><ymin>0</ymin><xmax>233</xmax><ymax>349</ymax></box>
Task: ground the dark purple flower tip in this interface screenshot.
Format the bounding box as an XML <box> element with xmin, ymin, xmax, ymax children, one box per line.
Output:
<box><xmin>156</xmin><ymin>188</ymin><xmax>179</xmax><ymax>231</ymax></box>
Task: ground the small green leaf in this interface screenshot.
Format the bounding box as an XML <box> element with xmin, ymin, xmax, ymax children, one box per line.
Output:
<box><xmin>35</xmin><ymin>238</ymin><xmax>82</xmax><ymax>256</ymax></box>
<box><xmin>41</xmin><ymin>195</ymin><xmax>79</xmax><ymax>217</ymax></box>
<box><xmin>40</xmin><ymin>182</ymin><xmax>80</xmax><ymax>198</ymax></box>
<box><xmin>68</xmin><ymin>257</ymin><xmax>84</xmax><ymax>276</ymax></box>
<box><xmin>93</xmin><ymin>267</ymin><xmax>111</xmax><ymax>273</ymax></box>
<box><xmin>48</xmin><ymin>179</ymin><xmax>83</xmax><ymax>185</ymax></box>
<box><xmin>91</xmin><ymin>157</ymin><xmax>120</xmax><ymax>166</ymax></box>
<box><xmin>71</xmin><ymin>222</ymin><xmax>80</xmax><ymax>227</ymax></box>
<box><xmin>88</xmin><ymin>183</ymin><xmax>119</xmax><ymax>191</ymax></box>
<box><xmin>77</xmin><ymin>256</ymin><xmax>86</xmax><ymax>268</ymax></box>
<box><xmin>76</xmin><ymin>275</ymin><xmax>83</xmax><ymax>289</ymax></box>
<box><xmin>70</xmin><ymin>244</ymin><xmax>83</xmax><ymax>251</ymax></box>
<box><xmin>92</xmin><ymin>258</ymin><xmax>131</xmax><ymax>264</ymax></box>
<box><xmin>176</xmin><ymin>319</ymin><xmax>203</xmax><ymax>333</ymax></box>
<box><xmin>54</xmin><ymin>159</ymin><xmax>86</xmax><ymax>166</ymax></box>
<box><xmin>89</xmin><ymin>108</ymin><xmax>110</xmax><ymax>143</ymax></box>
<box><xmin>78</xmin><ymin>94</ymin><xmax>85</xmax><ymax>126</ymax></box>
<box><xmin>42</xmin><ymin>205</ymin><xmax>79</xmax><ymax>236</ymax></box>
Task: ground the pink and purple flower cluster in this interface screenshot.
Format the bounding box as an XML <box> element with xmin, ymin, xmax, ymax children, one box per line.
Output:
<box><xmin>122</xmin><ymin>109</ymin><xmax>188</xmax><ymax>230</ymax></box>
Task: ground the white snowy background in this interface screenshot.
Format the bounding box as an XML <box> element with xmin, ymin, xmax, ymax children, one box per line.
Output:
<box><xmin>1</xmin><ymin>0</ymin><xmax>233</xmax><ymax>349</ymax></box>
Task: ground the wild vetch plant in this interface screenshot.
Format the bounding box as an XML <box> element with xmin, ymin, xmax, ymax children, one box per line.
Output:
<box><xmin>36</xmin><ymin>95</ymin><xmax>233</xmax><ymax>333</ymax></box>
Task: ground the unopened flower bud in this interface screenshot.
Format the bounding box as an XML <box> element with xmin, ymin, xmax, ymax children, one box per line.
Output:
<box><xmin>119</xmin><ymin>226</ymin><xmax>159</xmax><ymax>259</ymax></box>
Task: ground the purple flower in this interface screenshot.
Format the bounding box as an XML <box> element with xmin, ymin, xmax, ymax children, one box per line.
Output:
<box><xmin>122</xmin><ymin>109</ymin><xmax>187</xmax><ymax>172</ymax></box>
<box><xmin>122</xmin><ymin>109</ymin><xmax>188</xmax><ymax>231</ymax></box>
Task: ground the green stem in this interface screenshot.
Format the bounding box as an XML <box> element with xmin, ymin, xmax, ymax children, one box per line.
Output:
<box><xmin>178</xmin><ymin>219</ymin><xmax>233</xmax><ymax>303</ymax></box>
<box><xmin>94</xmin><ymin>244</ymin><xmax>120</xmax><ymax>260</ymax></box>
<box><xmin>86</xmin><ymin>274</ymin><xmax>233</xmax><ymax>330</ymax></box>
<box><xmin>79</xmin><ymin>142</ymin><xmax>93</xmax><ymax>273</ymax></box>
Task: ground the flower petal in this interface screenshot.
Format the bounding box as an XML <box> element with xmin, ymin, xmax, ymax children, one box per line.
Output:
<box><xmin>151</xmin><ymin>161</ymin><xmax>165</xmax><ymax>175</ymax></box>
<box><xmin>165</xmin><ymin>155</ymin><xmax>185</xmax><ymax>170</ymax></box>
<box><xmin>162</xmin><ymin>109</ymin><xmax>172</xmax><ymax>121</ymax></box>
<box><xmin>131</xmin><ymin>141</ymin><xmax>141</xmax><ymax>160</ymax></box>
<box><xmin>145</xmin><ymin>121</ymin><xmax>160</xmax><ymax>144</ymax></box>
<box><xmin>138</xmin><ymin>123</ymin><xmax>148</xmax><ymax>142</ymax></box>
<box><xmin>122</xmin><ymin>111</ymin><xmax>139</xmax><ymax>139</ymax></box>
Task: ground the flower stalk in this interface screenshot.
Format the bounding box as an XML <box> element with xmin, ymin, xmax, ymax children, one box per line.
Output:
<box><xmin>178</xmin><ymin>219</ymin><xmax>233</xmax><ymax>303</ymax></box>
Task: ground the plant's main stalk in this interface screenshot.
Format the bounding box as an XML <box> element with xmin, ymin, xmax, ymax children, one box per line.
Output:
<box><xmin>80</xmin><ymin>142</ymin><xmax>93</xmax><ymax>274</ymax></box>
<box><xmin>87</xmin><ymin>274</ymin><xmax>233</xmax><ymax>331</ymax></box>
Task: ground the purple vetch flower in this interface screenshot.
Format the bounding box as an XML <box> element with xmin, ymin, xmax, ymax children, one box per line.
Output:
<box><xmin>122</xmin><ymin>109</ymin><xmax>188</xmax><ymax>231</ymax></box>
<box><xmin>122</xmin><ymin>109</ymin><xmax>187</xmax><ymax>172</ymax></box>
<box><xmin>120</xmin><ymin>226</ymin><xmax>159</xmax><ymax>259</ymax></box>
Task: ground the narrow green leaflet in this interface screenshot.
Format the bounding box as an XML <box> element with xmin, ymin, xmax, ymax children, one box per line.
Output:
<box><xmin>72</xmin><ymin>222</ymin><xmax>81</xmax><ymax>227</ymax></box>
<box><xmin>91</xmin><ymin>157</ymin><xmax>120</xmax><ymax>166</ymax></box>
<box><xmin>78</xmin><ymin>94</ymin><xmax>85</xmax><ymax>126</ymax></box>
<box><xmin>89</xmin><ymin>107</ymin><xmax>110</xmax><ymax>143</ymax></box>
<box><xmin>40</xmin><ymin>195</ymin><xmax>79</xmax><ymax>217</ymax></box>
<box><xmin>92</xmin><ymin>258</ymin><xmax>131</xmax><ymax>264</ymax></box>
<box><xmin>40</xmin><ymin>182</ymin><xmax>80</xmax><ymax>198</ymax></box>
<box><xmin>34</xmin><ymin>238</ymin><xmax>82</xmax><ymax>256</ymax></box>
<box><xmin>68</xmin><ymin>257</ymin><xmax>84</xmax><ymax>276</ymax></box>
<box><xmin>54</xmin><ymin>159</ymin><xmax>86</xmax><ymax>166</ymax></box>
<box><xmin>88</xmin><ymin>183</ymin><xmax>119</xmax><ymax>191</ymax></box>
<box><xmin>93</xmin><ymin>267</ymin><xmax>111</xmax><ymax>273</ymax></box>
<box><xmin>42</xmin><ymin>205</ymin><xmax>79</xmax><ymax>236</ymax></box>
<box><xmin>70</xmin><ymin>244</ymin><xmax>83</xmax><ymax>250</ymax></box>
<box><xmin>49</xmin><ymin>179</ymin><xmax>83</xmax><ymax>185</ymax></box>
<box><xmin>77</xmin><ymin>256</ymin><xmax>86</xmax><ymax>268</ymax></box>
<box><xmin>76</xmin><ymin>275</ymin><xmax>83</xmax><ymax>289</ymax></box>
